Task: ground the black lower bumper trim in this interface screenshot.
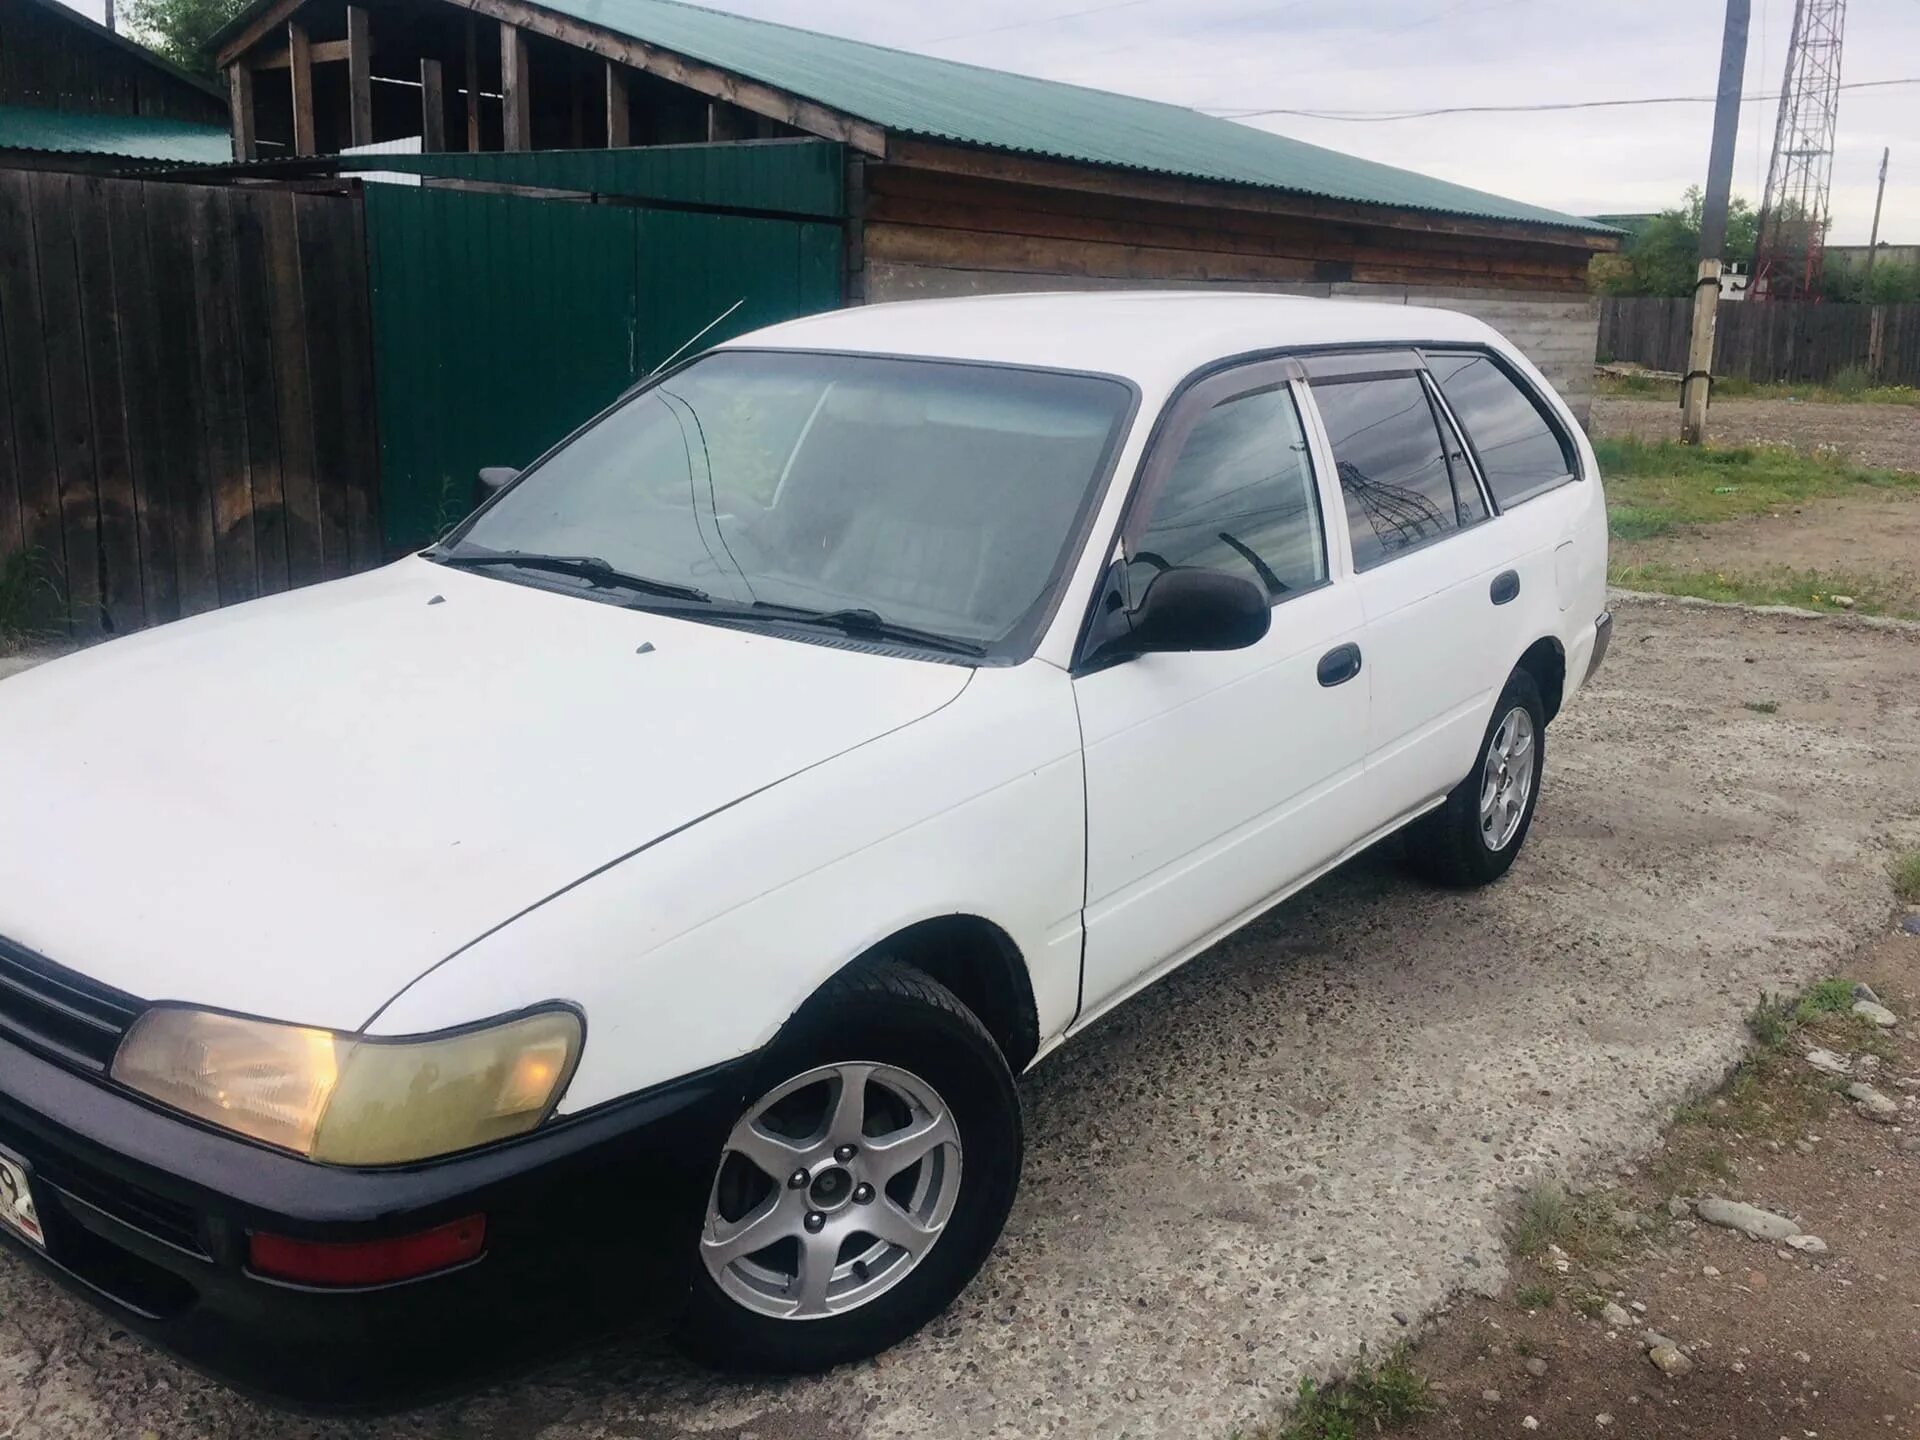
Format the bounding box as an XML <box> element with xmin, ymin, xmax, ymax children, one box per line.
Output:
<box><xmin>0</xmin><ymin>1033</ymin><xmax>753</xmax><ymax>1410</ymax></box>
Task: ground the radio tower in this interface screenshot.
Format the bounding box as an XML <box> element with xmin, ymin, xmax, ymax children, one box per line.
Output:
<box><xmin>1751</xmin><ymin>0</ymin><xmax>1846</xmax><ymax>300</ymax></box>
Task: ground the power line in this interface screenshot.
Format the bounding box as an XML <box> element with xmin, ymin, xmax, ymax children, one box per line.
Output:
<box><xmin>1202</xmin><ymin>73</ymin><xmax>1917</xmax><ymax>121</ymax></box>
<box><xmin>921</xmin><ymin>0</ymin><xmax>1151</xmax><ymax>46</ymax></box>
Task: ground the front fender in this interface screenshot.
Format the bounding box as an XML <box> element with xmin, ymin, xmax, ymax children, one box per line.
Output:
<box><xmin>369</xmin><ymin>662</ymin><xmax>1087</xmax><ymax>1111</ymax></box>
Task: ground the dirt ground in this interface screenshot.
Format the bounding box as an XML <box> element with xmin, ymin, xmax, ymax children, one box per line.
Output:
<box><xmin>1609</xmin><ymin>491</ymin><xmax>1920</xmax><ymax>618</ymax></box>
<box><xmin>3</xmin><ymin>597</ymin><xmax>1920</xmax><ymax>1439</ymax></box>
<box><xmin>1396</xmin><ymin>926</ymin><xmax>1920</xmax><ymax>1440</ymax></box>
<box><xmin>1590</xmin><ymin>395</ymin><xmax>1920</xmax><ymax>474</ymax></box>
<box><xmin>1591</xmin><ymin>395</ymin><xmax>1920</xmax><ymax>617</ymax></box>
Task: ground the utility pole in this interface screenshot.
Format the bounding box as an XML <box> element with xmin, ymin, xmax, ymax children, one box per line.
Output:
<box><xmin>103</xmin><ymin>0</ymin><xmax>114</xmax><ymax>31</ymax></box>
<box><xmin>1682</xmin><ymin>0</ymin><xmax>1751</xmax><ymax>445</ymax></box>
<box><xmin>1864</xmin><ymin>146</ymin><xmax>1889</xmax><ymax>275</ymax></box>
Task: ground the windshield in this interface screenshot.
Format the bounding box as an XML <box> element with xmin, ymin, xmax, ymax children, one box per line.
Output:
<box><xmin>442</xmin><ymin>350</ymin><xmax>1134</xmax><ymax>658</ymax></box>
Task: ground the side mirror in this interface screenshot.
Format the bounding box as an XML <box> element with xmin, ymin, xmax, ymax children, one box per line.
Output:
<box><xmin>477</xmin><ymin>466</ymin><xmax>518</xmax><ymax>493</ymax></box>
<box><xmin>1123</xmin><ymin>568</ymin><xmax>1270</xmax><ymax>655</ymax></box>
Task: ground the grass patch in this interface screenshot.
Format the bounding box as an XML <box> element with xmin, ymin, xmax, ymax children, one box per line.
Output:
<box><xmin>1607</xmin><ymin>561</ymin><xmax>1911</xmax><ymax>618</ymax></box>
<box><xmin>1509</xmin><ymin>1183</ymin><xmax>1632</xmax><ymax>1266</ymax></box>
<box><xmin>1894</xmin><ymin>849</ymin><xmax>1920</xmax><ymax>906</ymax></box>
<box><xmin>1797</xmin><ymin>978</ymin><xmax>1857</xmax><ymax>1019</ymax></box>
<box><xmin>1595</xmin><ymin>373</ymin><xmax>1920</xmax><ymax>407</ymax></box>
<box><xmin>1743</xmin><ymin>699</ymin><xmax>1779</xmax><ymax>714</ymax></box>
<box><xmin>1570</xmin><ymin>1290</ymin><xmax>1606</xmax><ymax>1319</ymax></box>
<box><xmin>1596</xmin><ymin>438</ymin><xmax>1920</xmax><ymax>531</ymax></box>
<box><xmin>1514</xmin><ymin>1280</ymin><xmax>1556</xmax><ymax>1311</ymax></box>
<box><xmin>1747</xmin><ymin>992</ymin><xmax>1799</xmax><ymax>1051</ymax></box>
<box><xmin>1246</xmin><ymin>1348</ymin><xmax>1433</xmax><ymax>1440</ymax></box>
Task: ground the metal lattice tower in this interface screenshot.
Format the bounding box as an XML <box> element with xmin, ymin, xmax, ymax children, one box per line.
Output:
<box><xmin>1752</xmin><ymin>0</ymin><xmax>1847</xmax><ymax>300</ymax></box>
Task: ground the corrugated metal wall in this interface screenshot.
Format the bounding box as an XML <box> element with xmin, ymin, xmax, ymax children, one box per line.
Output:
<box><xmin>362</xmin><ymin>140</ymin><xmax>845</xmax><ymax>551</ymax></box>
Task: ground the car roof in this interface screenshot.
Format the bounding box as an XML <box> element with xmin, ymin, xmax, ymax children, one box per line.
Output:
<box><xmin>721</xmin><ymin>291</ymin><xmax>1508</xmax><ymax>392</ymax></box>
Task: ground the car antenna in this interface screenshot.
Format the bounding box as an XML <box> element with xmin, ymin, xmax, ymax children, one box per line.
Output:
<box><xmin>645</xmin><ymin>298</ymin><xmax>746</xmax><ymax>379</ymax></box>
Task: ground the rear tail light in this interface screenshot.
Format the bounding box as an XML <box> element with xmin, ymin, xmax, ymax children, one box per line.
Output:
<box><xmin>247</xmin><ymin>1215</ymin><xmax>486</xmax><ymax>1287</ymax></box>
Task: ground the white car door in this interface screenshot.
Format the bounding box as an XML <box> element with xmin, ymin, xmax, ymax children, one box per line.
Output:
<box><xmin>1073</xmin><ymin>362</ymin><xmax>1369</xmax><ymax>1021</ymax></box>
<box><xmin>1302</xmin><ymin>357</ymin><xmax>1528</xmax><ymax>829</ymax></box>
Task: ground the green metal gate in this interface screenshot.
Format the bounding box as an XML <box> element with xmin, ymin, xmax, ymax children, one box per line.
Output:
<box><xmin>362</xmin><ymin>140</ymin><xmax>845</xmax><ymax>551</ymax></box>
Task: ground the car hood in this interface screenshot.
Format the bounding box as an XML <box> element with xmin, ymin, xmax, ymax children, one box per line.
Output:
<box><xmin>0</xmin><ymin>560</ymin><xmax>970</xmax><ymax>1032</ymax></box>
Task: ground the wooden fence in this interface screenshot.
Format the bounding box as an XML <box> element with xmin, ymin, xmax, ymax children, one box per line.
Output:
<box><xmin>0</xmin><ymin>170</ymin><xmax>380</xmax><ymax>637</ymax></box>
<box><xmin>1598</xmin><ymin>296</ymin><xmax>1920</xmax><ymax>387</ymax></box>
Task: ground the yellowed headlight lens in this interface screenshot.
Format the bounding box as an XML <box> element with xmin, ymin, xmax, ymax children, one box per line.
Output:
<box><xmin>111</xmin><ymin>1008</ymin><xmax>581</xmax><ymax>1165</ymax></box>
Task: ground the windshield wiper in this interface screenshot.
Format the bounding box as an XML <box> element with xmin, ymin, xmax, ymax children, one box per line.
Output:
<box><xmin>432</xmin><ymin>550</ymin><xmax>711</xmax><ymax>604</ymax></box>
<box><xmin>742</xmin><ymin>602</ymin><xmax>988</xmax><ymax>657</ymax></box>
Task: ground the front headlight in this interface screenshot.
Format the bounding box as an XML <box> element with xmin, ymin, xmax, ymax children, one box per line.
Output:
<box><xmin>110</xmin><ymin>1007</ymin><xmax>582</xmax><ymax>1165</ymax></box>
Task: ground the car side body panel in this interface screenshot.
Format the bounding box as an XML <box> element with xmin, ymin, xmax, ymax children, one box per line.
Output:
<box><xmin>369</xmin><ymin>662</ymin><xmax>1087</xmax><ymax>1111</ymax></box>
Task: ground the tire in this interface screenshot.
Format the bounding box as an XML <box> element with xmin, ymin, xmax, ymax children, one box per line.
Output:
<box><xmin>1403</xmin><ymin>667</ymin><xmax>1546</xmax><ymax>888</ymax></box>
<box><xmin>676</xmin><ymin>958</ymin><xmax>1022</xmax><ymax>1373</ymax></box>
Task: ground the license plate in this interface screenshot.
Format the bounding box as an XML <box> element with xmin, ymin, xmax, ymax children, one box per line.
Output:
<box><xmin>0</xmin><ymin>1150</ymin><xmax>46</xmax><ymax>1250</ymax></box>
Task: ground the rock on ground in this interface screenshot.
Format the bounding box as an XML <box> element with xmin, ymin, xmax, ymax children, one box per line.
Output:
<box><xmin>1694</xmin><ymin>1198</ymin><xmax>1801</xmax><ymax>1242</ymax></box>
<box><xmin>1847</xmin><ymin>1082</ymin><xmax>1901</xmax><ymax>1121</ymax></box>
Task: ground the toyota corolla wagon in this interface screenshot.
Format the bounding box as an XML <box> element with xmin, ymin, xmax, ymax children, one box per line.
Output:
<box><xmin>0</xmin><ymin>293</ymin><xmax>1608</xmax><ymax>1406</ymax></box>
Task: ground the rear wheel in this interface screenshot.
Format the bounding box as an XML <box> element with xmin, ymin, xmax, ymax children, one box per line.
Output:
<box><xmin>677</xmin><ymin>959</ymin><xmax>1021</xmax><ymax>1372</ymax></box>
<box><xmin>1403</xmin><ymin>668</ymin><xmax>1546</xmax><ymax>887</ymax></box>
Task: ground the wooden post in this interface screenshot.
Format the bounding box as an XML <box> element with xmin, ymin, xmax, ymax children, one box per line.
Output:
<box><xmin>1681</xmin><ymin>0</ymin><xmax>1749</xmax><ymax>445</ymax></box>
<box><xmin>1680</xmin><ymin>261</ymin><xmax>1722</xmax><ymax>445</ymax></box>
<box><xmin>289</xmin><ymin>20</ymin><xmax>316</xmax><ymax>156</ymax></box>
<box><xmin>606</xmin><ymin>62</ymin><xmax>629</xmax><ymax>147</ymax></box>
<box><xmin>1864</xmin><ymin>148</ymin><xmax>1890</xmax><ymax>277</ymax></box>
<box><xmin>420</xmin><ymin>59</ymin><xmax>446</xmax><ymax>152</ymax></box>
<box><xmin>227</xmin><ymin>65</ymin><xmax>256</xmax><ymax>160</ymax></box>
<box><xmin>464</xmin><ymin>17</ymin><xmax>481</xmax><ymax>151</ymax></box>
<box><xmin>346</xmin><ymin>5</ymin><xmax>373</xmax><ymax>149</ymax></box>
<box><xmin>500</xmin><ymin>22</ymin><xmax>530</xmax><ymax>151</ymax></box>
<box><xmin>1868</xmin><ymin>305</ymin><xmax>1887</xmax><ymax>379</ymax></box>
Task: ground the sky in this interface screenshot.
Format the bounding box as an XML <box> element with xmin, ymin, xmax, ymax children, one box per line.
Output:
<box><xmin>61</xmin><ymin>0</ymin><xmax>1917</xmax><ymax>243</ymax></box>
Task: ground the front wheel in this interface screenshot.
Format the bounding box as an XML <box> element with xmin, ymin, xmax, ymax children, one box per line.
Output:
<box><xmin>676</xmin><ymin>960</ymin><xmax>1022</xmax><ymax>1373</ymax></box>
<box><xmin>1403</xmin><ymin>668</ymin><xmax>1546</xmax><ymax>887</ymax></box>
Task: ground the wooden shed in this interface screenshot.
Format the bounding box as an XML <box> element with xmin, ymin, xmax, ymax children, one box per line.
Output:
<box><xmin>0</xmin><ymin>0</ymin><xmax>229</xmax><ymax>168</ymax></box>
<box><xmin>205</xmin><ymin>0</ymin><xmax>1618</xmax><ymax>414</ymax></box>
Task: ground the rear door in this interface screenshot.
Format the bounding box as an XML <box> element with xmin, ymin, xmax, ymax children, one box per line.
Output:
<box><xmin>1300</xmin><ymin>356</ymin><xmax>1527</xmax><ymax>829</ymax></box>
<box><xmin>1073</xmin><ymin>363</ymin><xmax>1369</xmax><ymax>1018</ymax></box>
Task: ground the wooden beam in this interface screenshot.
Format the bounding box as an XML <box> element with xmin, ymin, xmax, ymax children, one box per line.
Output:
<box><xmin>888</xmin><ymin>137</ymin><xmax>1618</xmax><ymax>254</ymax></box>
<box><xmin>250</xmin><ymin>38</ymin><xmax>349</xmax><ymax>69</ymax></box>
<box><xmin>288</xmin><ymin>20</ymin><xmax>315</xmax><ymax>156</ymax></box>
<box><xmin>420</xmin><ymin>59</ymin><xmax>446</xmax><ymax>152</ymax></box>
<box><xmin>444</xmin><ymin>0</ymin><xmax>887</xmax><ymax>155</ymax></box>
<box><xmin>346</xmin><ymin>5</ymin><xmax>373</xmax><ymax>148</ymax></box>
<box><xmin>605</xmin><ymin>61</ymin><xmax>629</xmax><ymax>147</ymax></box>
<box><xmin>499</xmin><ymin>21</ymin><xmax>529</xmax><ymax>150</ymax></box>
<box><xmin>464</xmin><ymin>17</ymin><xmax>481</xmax><ymax>151</ymax></box>
<box><xmin>227</xmin><ymin>64</ymin><xmax>256</xmax><ymax>159</ymax></box>
<box><xmin>217</xmin><ymin>0</ymin><xmax>309</xmax><ymax>68</ymax></box>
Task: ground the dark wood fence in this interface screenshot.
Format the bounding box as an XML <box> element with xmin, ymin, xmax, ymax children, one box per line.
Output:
<box><xmin>1599</xmin><ymin>296</ymin><xmax>1920</xmax><ymax>386</ymax></box>
<box><xmin>0</xmin><ymin>170</ymin><xmax>379</xmax><ymax>637</ymax></box>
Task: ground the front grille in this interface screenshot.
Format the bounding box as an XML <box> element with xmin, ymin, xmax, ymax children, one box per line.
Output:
<box><xmin>0</xmin><ymin>935</ymin><xmax>141</xmax><ymax>1074</ymax></box>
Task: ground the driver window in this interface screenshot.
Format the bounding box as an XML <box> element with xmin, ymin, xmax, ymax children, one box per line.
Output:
<box><xmin>1126</xmin><ymin>384</ymin><xmax>1327</xmax><ymax>608</ymax></box>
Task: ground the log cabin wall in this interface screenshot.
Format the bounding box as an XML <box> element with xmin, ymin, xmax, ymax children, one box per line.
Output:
<box><xmin>856</xmin><ymin>163</ymin><xmax>1602</xmax><ymax>421</ymax></box>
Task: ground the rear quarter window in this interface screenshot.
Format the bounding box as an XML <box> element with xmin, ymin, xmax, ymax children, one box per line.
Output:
<box><xmin>1426</xmin><ymin>351</ymin><xmax>1578</xmax><ymax>509</ymax></box>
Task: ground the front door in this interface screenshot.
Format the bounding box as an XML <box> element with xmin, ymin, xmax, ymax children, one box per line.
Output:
<box><xmin>1073</xmin><ymin>367</ymin><xmax>1369</xmax><ymax>1020</ymax></box>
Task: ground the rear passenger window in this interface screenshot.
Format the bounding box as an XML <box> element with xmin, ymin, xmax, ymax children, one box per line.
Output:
<box><xmin>1313</xmin><ymin>376</ymin><xmax>1480</xmax><ymax>573</ymax></box>
<box><xmin>1128</xmin><ymin>385</ymin><xmax>1326</xmax><ymax>604</ymax></box>
<box><xmin>1426</xmin><ymin>351</ymin><xmax>1577</xmax><ymax>508</ymax></box>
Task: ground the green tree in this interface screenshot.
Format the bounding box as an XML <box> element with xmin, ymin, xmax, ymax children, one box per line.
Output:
<box><xmin>123</xmin><ymin>0</ymin><xmax>246</xmax><ymax>74</ymax></box>
<box><xmin>1591</xmin><ymin>186</ymin><xmax>1759</xmax><ymax>297</ymax></box>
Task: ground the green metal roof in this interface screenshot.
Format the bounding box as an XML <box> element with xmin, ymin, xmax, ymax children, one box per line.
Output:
<box><xmin>522</xmin><ymin>0</ymin><xmax>1610</xmax><ymax>235</ymax></box>
<box><xmin>0</xmin><ymin>105</ymin><xmax>231</xmax><ymax>163</ymax></box>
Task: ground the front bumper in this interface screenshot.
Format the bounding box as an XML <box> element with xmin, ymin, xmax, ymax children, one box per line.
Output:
<box><xmin>0</xmin><ymin>1032</ymin><xmax>751</xmax><ymax>1410</ymax></box>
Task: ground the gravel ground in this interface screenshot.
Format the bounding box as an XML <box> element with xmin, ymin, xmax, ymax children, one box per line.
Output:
<box><xmin>1590</xmin><ymin>394</ymin><xmax>1920</xmax><ymax>473</ymax></box>
<box><xmin>4</xmin><ymin>595</ymin><xmax>1920</xmax><ymax>1439</ymax></box>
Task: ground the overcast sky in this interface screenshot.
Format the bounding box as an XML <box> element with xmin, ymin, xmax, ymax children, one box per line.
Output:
<box><xmin>65</xmin><ymin>0</ymin><xmax>1916</xmax><ymax>243</ymax></box>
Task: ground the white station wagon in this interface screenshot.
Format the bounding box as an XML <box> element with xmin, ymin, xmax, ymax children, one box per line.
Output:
<box><xmin>0</xmin><ymin>293</ymin><xmax>1608</xmax><ymax>1406</ymax></box>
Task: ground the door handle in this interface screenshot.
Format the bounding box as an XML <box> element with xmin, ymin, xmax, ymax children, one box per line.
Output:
<box><xmin>1317</xmin><ymin>643</ymin><xmax>1362</xmax><ymax>687</ymax></box>
<box><xmin>1490</xmin><ymin>570</ymin><xmax>1520</xmax><ymax>605</ymax></box>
